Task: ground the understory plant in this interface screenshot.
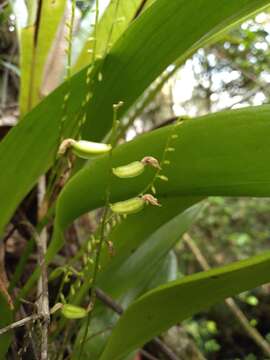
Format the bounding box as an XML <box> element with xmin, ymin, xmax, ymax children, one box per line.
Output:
<box><xmin>1</xmin><ymin>0</ymin><xmax>270</xmax><ymax>359</ymax></box>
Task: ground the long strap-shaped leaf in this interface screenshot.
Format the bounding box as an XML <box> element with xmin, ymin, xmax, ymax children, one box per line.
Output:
<box><xmin>71</xmin><ymin>199</ymin><xmax>201</xmax><ymax>305</ymax></box>
<box><xmin>18</xmin><ymin>0</ymin><xmax>66</xmax><ymax>115</ymax></box>
<box><xmin>100</xmin><ymin>250</ymin><xmax>270</xmax><ymax>360</ymax></box>
<box><xmin>82</xmin><ymin>0</ymin><xmax>270</xmax><ymax>141</ymax></box>
<box><xmin>56</xmin><ymin>106</ymin><xmax>270</xmax><ymax>231</ymax></box>
<box><xmin>17</xmin><ymin>105</ymin><xmax>270</xmax><ymax>298</ymax></box>
<box><xmin>96</xmin><ymin>201</ymin><xmax>202</xmax><ymax>299</ymax></box>
<box><xmin>0</xmin><ymin>0</ymin><xmax>269</xmax><ymax>237</ymax></box>
<box><xmin>72</xmin><ymin>204</ymin><xmax>200</xmax><ymax>358</ymax></box>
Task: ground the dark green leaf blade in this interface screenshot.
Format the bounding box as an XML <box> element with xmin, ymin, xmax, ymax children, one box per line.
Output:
<box><xmin>100</xmin><ymin>251</ymin><xmax>270</xmax><ymax>360</ymax></box>
<box><xmin>56</xmin><ymin>105</ymin><xmax>270</xmax><ymax>233</ymax></box>
<box><xmin>82</xmin><ymin>0</ymin><xmax>270</xmax><ymax>140</ymax></box>
<box><xmin>1</xmin><ymin>0</ymin><xmax>269</xmax><ymax>237</ymax></box>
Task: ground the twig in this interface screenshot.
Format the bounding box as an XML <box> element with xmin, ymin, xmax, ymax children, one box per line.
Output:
<box><xmin>151</xmin><ymin>338</ymin><xmax>179</xmax><ymax>360</ymax></box>
<box><xmin>37</xmin><ymin>177</ymin><xmax>50</xmax><ymax>360</ymax></box>
<box><xmin>95</xmin><ymin>287</ymin><xmax>123</xmax><ymax>315</ymax></box>
<box><xmin>95</xmin><ymin>287</ymin><xmax>180</xmax><ymax>360</ymax></box>
<box><xmin>0</xmin><ymin>314</ymin><xmax>40</xmax><ymax>335</ymax></box>
<box><xmin>183</xmin><ymin>233</ymin><xmax>270</xmax><ymax>357</ymax></box>
<box><xmin>140</xmin><ymin>349</ymin><xmax>159</xmax><ymax>360</ymax></box>
<box><xmin>20</xmin><ymin>305</ymin><xmax>39</xmax><ymax>360</ymax></box>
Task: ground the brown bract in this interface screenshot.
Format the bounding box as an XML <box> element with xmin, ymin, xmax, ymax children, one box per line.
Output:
<box><xmin>142</xmin><ymin>194</ymin><xmax>161</xmax><ymax>207</ymax></box>
<box><xmin>141</xmin><ymin>156</ymin><xmax>161</xmax><ymax>170</ymax></box>
<box><xmin>58</xmin><ymin>138</ymin><xmax>76</xmax><ymax>156</ymax></box>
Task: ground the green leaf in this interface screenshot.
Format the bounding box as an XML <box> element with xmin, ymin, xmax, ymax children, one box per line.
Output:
<box><xmin>18</xmin><ymin>105</ymin><xmax>270</xmax><ymax>300</ymax></box>
<box><xmin>14</xmin><ymin>104</ymin><xmax>270</xmax><ymax>301</ymax></box>
<box><xmin>19</xmin><ymin>0</ymin><xmax>66</xmax><ymax>114</ymax></box>
<box><xmin>74</xmin><ymin>251</ymin><xmax>178</xmax><ymax>359</ymax></box>
<box><xmin>100</xmin><ymin>250</ymin><xmax>270</xmax><ymax>360</ymax></box>
<box><xmin>71</xmin><ymin>197</ymin><xmax>201</xmax><ymax>305</ymax></box>
<box><xmin>0</xmin><ymin>70</ymin><xmax>84</xmax><ymax>237</ymax></box>
<box><xmin>82</xmin><ymin>0</ymin><xmax>270</xmax><ymax>141</ymax></box>
<box><xmin>97</xmin><ymin>201</ymin><xmax>202</xmax><ymax>299</ymax></box>
<box><xmin>56</xmin><ymin>106</ymin><xmax>270</xmax><ymax>234</ymax></box>
<box><xmin>30</xmin><ymin>0</ymin><xmax>66</xmax><ymax>107</ymax></box>
<box><xmin>100</xmin><ymin>197</ymin><xmax>199</xmax><ymax>271</ymax></box>
<box><xmin>73</xmin><ymin>201</ymin><xmax>199</xmax><ymax>358</ymax></box>
<box><xmin>72</xmin><ymin>0</ymin><xmax>143</xmax><ymax>74</ymax></box>
<box><xmin>19</xmin><ymin>26</ymin><xmax>35</xmax><ymax>116</ymax></box>
<box><xmin>1</xmin><ymin>0</ymin><xmax>268</xmax><ymax>238</ymax></box>
<box><xmin>145</xmin><ymin>251</ymin><xmax>179</xmax><ymax>291</ymax></box>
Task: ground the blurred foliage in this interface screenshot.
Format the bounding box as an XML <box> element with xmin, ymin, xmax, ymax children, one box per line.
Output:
<box><xmin>166</xmin><ymin>13</ymin><xmax>270</xmax><ymax>360</ymax></box>
<box><xmin>0</xmin><ymin>2</ymin><xmax>18</xmax><ymax>108</ymax></box>
<box><xmin>187</xmin><ymin>197</ymin><xmax>270</xmax><ymax>266</ymax></box>
<box><xmin>177</xmin><ymin>197</ymin><xmax>270</xmax><ymax>359</ymax></box>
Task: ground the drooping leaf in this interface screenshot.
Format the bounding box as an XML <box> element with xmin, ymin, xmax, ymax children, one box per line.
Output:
<box><xmin>21</xmin><ymin>106</ymin><xmax>270</xmax><ymax>297</ymax></box>
<box><xmin>73</xmin><ymin>251</ymin><xmax>179</xmax><ymax>359</ymax></box>
<box><xmin>19</xmin><ymin>26</ymin><xmax>35</xmax><ymax>116</ymax></box>
<box><xmin>96</xmin><ymin>202</ymin><xmax>202</xmax><ymax>299</ymax></box>
<box><xmin>71</xmin><ymin>197</ymin><xmax>201</xmax><ymax>305</ymax></box>
<box><xmin>18</xmin><ymin>0</ymin><xmax>66</xmax><ymax>115</ymax></box>
<box><xmin>73</xmin><ymin>201</ymin><xmax>198</xmax><ymax>359</ymax></box>
<box><xmin>0</xmin><ymin>0</ymin><xmax>268</xmax><ymax>238</ymax></box>
<box><xmin>82</xmin><ymin>0</ymin><xmax>270</xmax><ymax>141</ymax></box>
<box><xmin>100</xmin><ymin>250</ymin><xmax>270</xmax><ymax>360</ymax></box>
<box><xmin>56</xmin><ymin>106</ymin><xmax>270</xmax><ymax>234</ymax></box>
<box><xmin>30</xmin><ymin>0</ymin><xmax>66</xmax><ymax>107</ymax></box>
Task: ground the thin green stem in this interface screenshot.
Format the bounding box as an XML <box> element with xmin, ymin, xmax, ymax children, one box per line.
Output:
<box><xmin>78</xmin><ymin>100</ymin><xmax>120</xmax><ymax>358</ymax></box>
<box><xmin>116</xmin><ymin>63</ymin><xmax>180</xmax><ymax>141</ymax></box>
<box><xmin>104</xmin><ymin>0</ymin><xmax>120</xmax><ymax>56</ymax></box>
<box><xmin>92</xmin><ymin>0</ymin><xmax>99</xmax><ymax>64</ymax></box>
<box><xmin>140</xmin><ymin>119</ymin><xmax>180</xmax><ymax>196</ymax></box>
<box><xmin>66</xmin><ymin>0</ymin><xmax>76</xmax><ymax>79</ymax></box>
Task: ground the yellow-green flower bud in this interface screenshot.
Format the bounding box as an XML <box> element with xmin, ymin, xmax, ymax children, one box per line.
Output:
<box><xmin>113</xmin><ymin>161</ymin><xmax>145</xmax><ymax>178</ymax></box>
<box><xmin>72</xmin><ymin>140</ymin><xmax>112</xmax><ymax>158</ymax></box>
<box><xmin>58</xmin><ymin>138</ymin><xmax>111</xmax><ymax>158</ymax></box>
<box><xmin>61</xmin><ymin>304</ymin><xmax>88</xmax><ymax>319</ymax></box>
<box><xmin>110</xmin><ymin>197</ymin><xmax>145</xmax><ymax>215</ymax></box>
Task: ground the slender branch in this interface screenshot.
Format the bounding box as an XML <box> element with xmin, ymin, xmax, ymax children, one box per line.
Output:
<box><xmin>78</xmin><ymin>93</ymin><xmax>119</xmax><ymax>359</ymax></box>
<box><xmin>19</xmin><ymin>305</ymin><xmax>40</xmax><ymax>360</ymax></box>
<box><xmin>151</xmin><ymin>338</ymin><xmax>179</xmax><ymax>360</ymax></box>
<box><xmin>104</xmin><ymin>0</ymin><xmax>120</xmax><ymax>56</ymax></box>
<box><xmin>140</xmin><ymin>349</ymin><xmax>159</xmax><ymax>360</ymax></box>
<box><xmin>0</xmin><ymin>314</ymin><xmax>40</xmax><ymax>335</ymax></box>
<box><xmin>95</xmin><ymin>287</ymin><xmax>123</xmax><ymax>315</ymax></box>
<box><xmin>66</xmin><ymin>0</ymin><xmax>76</xmax><ymax>79</ymax></box>
<box><xmin>37</xmin><ymin>177</ymin><xmax>50</xmax><ymax>360</ymax></box>
<box><xmin>183</xmin><ymin>233</ymin><xmax>270</xmax><ymax>357</ymax></box>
